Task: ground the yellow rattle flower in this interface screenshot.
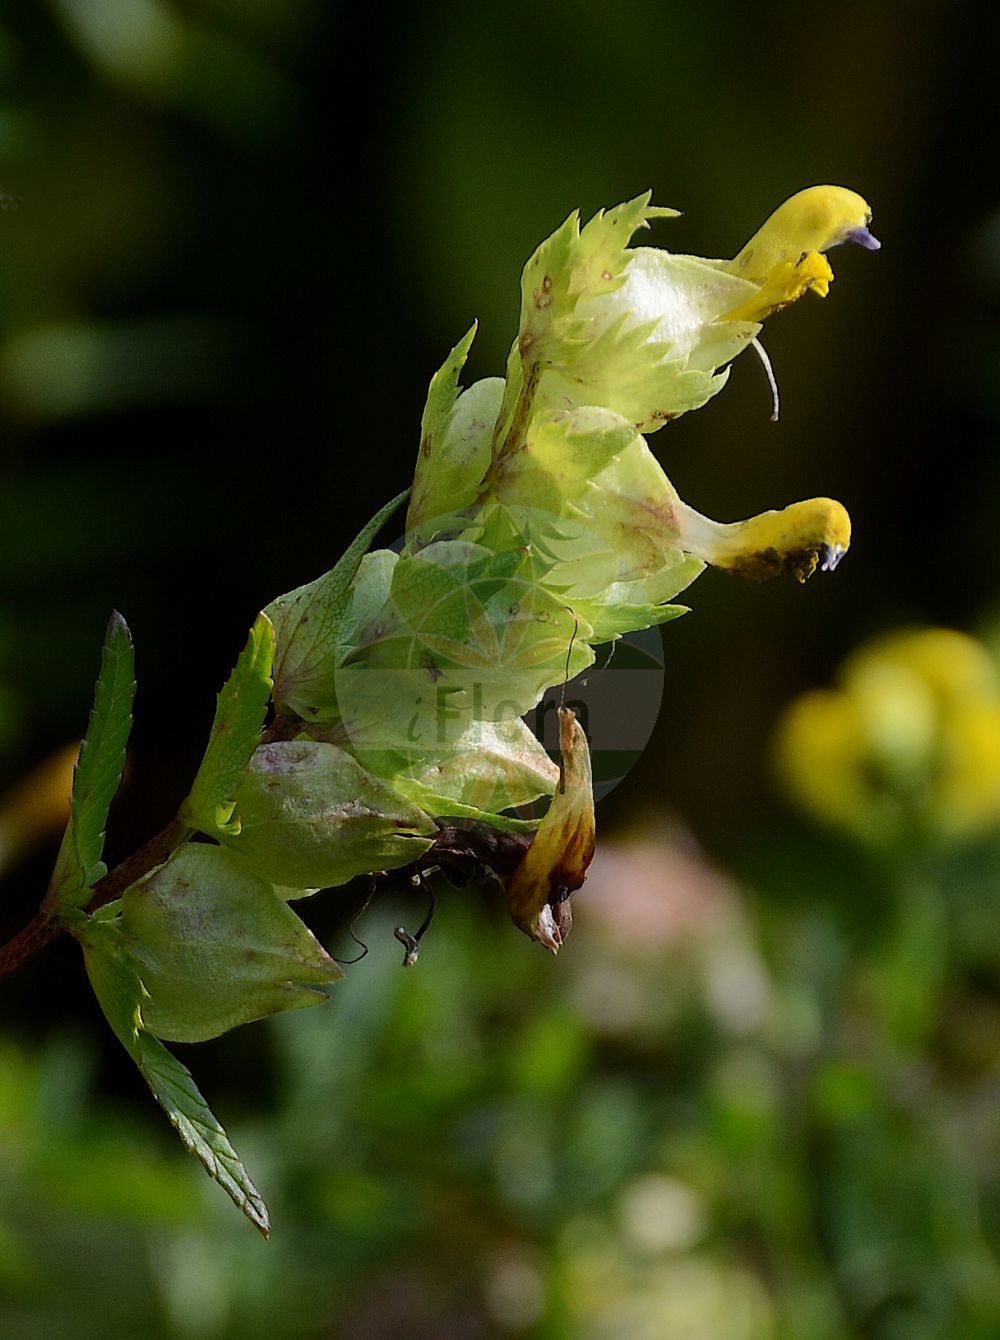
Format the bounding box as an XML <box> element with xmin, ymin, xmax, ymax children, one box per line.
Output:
<box><xmin>725</xmin><ymin>185</ymin><xmax>880</xmax><ymax>322</ymax></box>
<box><xmin>775</xmin><ymin>629</ymin><xmax>1000</xmax><ymax>844</ymax></box>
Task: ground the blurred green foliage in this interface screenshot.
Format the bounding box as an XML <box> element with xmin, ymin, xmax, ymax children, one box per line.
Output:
<box><xmin>7</xmin><ymin>835</ymin><xmax>1000</xmax><ymax>1338</ymax></box>
<box><xmin>3</xmin><ymin>0</ymin><xmax>1000</xmax><ymax>1335</ymax></box>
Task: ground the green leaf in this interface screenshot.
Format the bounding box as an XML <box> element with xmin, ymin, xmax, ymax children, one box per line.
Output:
<box><xmin>388</xmin><ymin>783</ymin><xmax>539</xmax><ymax>832</ymax></box>
<box><xmin>408</xmin><ymin>376</ymin><xmax>503</xmax><ymax>545</ymax></box>
<box><xmin>335</xmin><ymin>537</ymin><xmax>595</xmax><ymax>778</ymax></box>
<box><xmin>78</xmin><ymin>919</ymin><xmax>270</xmax><ymax>1237</ymax></box>
<box><xmin>136</xmin><ymin>1032</ymin><xmax>271</xmax><ymax>1238</ymax></box>
<box><xmin>484</xmin><ymin>426</ymin><xmax>706</xmax><ymax>639</ymax></box>
<box><xmin>181</xmin><ymin>613</ymin><xmax>275</xmax><ymax>836</ymax></box>
<box><xmin>487</xmin><ymin>406</ymin><xmax>639</xmax><ymax>515</ymax></box>
<box><xmin>79</xmin><ymin>912</ymin><xmax>143</xmax><ymax>1057</ymax></box>
<box><xmin>266</xmin><ymin>489</ymin><xmax>408</xmax><ymax>719</ymax></box>
<box><xmin>335</xmin><ymin>535</ymin><xmax>575</xmax><ymax>781</ymax></box>
<box><xmin>49</xmin><ymin>611</ymin><xmax>135</xmax><ymax>912</ymax></box>
<box><xmin>568</xmin><ymin>596</ymin><xmax>690</xmax><ymax>643</ymax></box>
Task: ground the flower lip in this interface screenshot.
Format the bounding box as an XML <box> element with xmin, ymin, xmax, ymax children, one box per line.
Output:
<box><xmin>820</xmin><ymin>542</ymin><xmax>848</xmax><ymax>573</ymax></box>
<box><xmin>843</xmin><ymin>224</ymin><xmax>881</xmax><ymax>251</ymax></box>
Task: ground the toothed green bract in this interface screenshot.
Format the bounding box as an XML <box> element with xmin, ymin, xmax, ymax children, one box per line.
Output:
<box><xmin>79</xmin><ymin>929</ymin><xmax>270</xmax><ymax>1238</ymax></box>
<box><xmin>266</xmin><ymin>490</ymin><xmax>408</xmax><ymax>720</ymax></box>
<box><xmin>407</xmin><ymin>324</ymin><xmax>501</xmax><ymax>541</ymax></box>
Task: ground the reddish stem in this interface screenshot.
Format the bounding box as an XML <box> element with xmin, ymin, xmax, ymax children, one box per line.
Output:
<box><xmin>84</xmin><ymin>819</ymin><xmax>187</xmax><ymax>915</ymax></box>
<box><xmin>0</xmin><ymin>819</ymin><xmax>187</xmax><ymax>979</ymax></box>
<box><xmin>0</xmin><ymin>912</ymin><xmax>61</xmax><ymax>978</ymax></box>
<box><xmin>0</xmin><ymin>816</ymin><xmax>528</xmax><ymax>980</ymax></box>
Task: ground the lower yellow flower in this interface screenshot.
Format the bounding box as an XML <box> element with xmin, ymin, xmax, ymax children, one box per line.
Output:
<box><xmin>675</xmin><ymin>496</ymin><xmax>851</xmax><ymax>584</ymax></box>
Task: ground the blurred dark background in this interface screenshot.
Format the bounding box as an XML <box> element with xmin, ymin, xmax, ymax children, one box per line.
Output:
<box><xmin>2</xmin><ymin>0</ymin><xmax>997</xmax><ymax>854</ymax></box>
<box><xmin>3</xmin><ymin>2</ymin><xmax>1000</xmax><ymax>1337</ymax></box>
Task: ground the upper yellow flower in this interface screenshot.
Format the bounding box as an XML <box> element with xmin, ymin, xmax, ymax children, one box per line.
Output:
<box><xmin>484</xmin><ymin>185</ymin><xmax>880</xmax><ymax>443</ymax></box>
<box><xmin>725</xmin><ymin>185</ymin><xmax>880</xmax><ymax>322</ymax></box>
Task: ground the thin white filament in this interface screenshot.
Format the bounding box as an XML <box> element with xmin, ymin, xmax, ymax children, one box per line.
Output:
<box><xmin>751</xmin><ymin>337</ymin><xmax>780</xmax><ymax>422</ymax></box>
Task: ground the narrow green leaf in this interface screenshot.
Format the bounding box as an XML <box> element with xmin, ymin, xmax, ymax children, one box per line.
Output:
<box><xmin>79</xmin><ymin>918</ymin><xmax>271</xmax><ymax>1238</ymax></box>
<box><xmin>50</xmin><ymin>611</ymin><xmax>136</xmax><ymax>911</ymax></box>
<box><xmin>181</xmin><ymin>613</ymin><xmax>275</xmax><ymax>836</ymax></box>
<box><xmin>266</xmin><ymin>489</ymin><xmax>408</xmax><ymax>718</ymax></box>
<box><xmin>136</xmin><ymin>1033</ymin><xmax>271</xmax><ymax>1238</ymax></box>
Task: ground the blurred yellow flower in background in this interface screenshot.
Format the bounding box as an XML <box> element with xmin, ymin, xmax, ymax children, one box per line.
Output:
<box><xmin>774</xmin><ymin>628</ymin><xmax>1000</xmax><ymax>844</ymax></box>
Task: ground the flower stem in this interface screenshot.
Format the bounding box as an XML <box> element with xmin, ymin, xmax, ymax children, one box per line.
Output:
<box><xmin>0</xmin><ymin>818</ymin><xmax>190</xmax><ymax>978</ymax></box>
<box><xmin>0</xmin><ymin>911</ymin><xmax>60</xmax><ymax>978</ymax></box>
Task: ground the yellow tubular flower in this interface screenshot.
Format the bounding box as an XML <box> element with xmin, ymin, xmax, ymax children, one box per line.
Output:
<box><xmin>674</xmin><ymin>497</ymin><xmax>851</xmax><ymax>584</ymax></box>
<box><xmin>773</xmin><ymin>689</ymin><xmax>875</xmax><ymax>831</ymax></box>
<box><xmin>936</xmin><ymin>698</ymin><xmax>1000</xmax><ymax>834</ymax></box>
<box><xmin>724</xmin><ymin>186</ymin><xmax>880</xmax><ymax>323</ymax></box>
<box><xmin>775</xmin><ymin>628</ymin><xmax>1000</xmax><ymax>844</ymax></box>
<box><xmin>845</xmin><ymin>628</ymin><xmax>999</xmax><ymax>703</ymax></box>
